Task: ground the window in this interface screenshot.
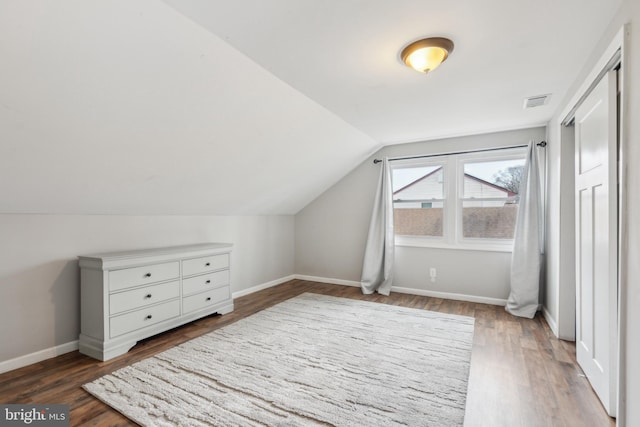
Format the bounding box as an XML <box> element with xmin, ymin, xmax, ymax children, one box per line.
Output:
<box><xmin>391</xmin><ymin>147</ymin><xmax>526</xmax><ymax>250</ymax></box>
<box><xmin>392</xmin><ymin>162</ymin><xmax>444</xmax><ymax>238</ymax></box>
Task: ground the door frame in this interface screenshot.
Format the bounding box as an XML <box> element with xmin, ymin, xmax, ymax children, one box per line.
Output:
<box><xmin>556</xmin><ymin>25</ymin><xmax>628</xmax><ymax>421</ymax></box>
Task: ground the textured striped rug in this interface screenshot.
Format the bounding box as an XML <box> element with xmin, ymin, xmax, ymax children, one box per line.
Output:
<box><xmin>84</xmin><ymin>293</ymin><xmax>475</xmax><ymax>426</ymax></box>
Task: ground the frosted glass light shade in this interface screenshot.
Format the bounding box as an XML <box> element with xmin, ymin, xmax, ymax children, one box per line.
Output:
<box><xmin>401</xmin><ymin>37</ymin><xmax>454</xmax><ymax>74</ymax></box>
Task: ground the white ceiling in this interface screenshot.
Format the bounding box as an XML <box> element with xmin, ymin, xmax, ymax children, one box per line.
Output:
<box><xmin>0</xmin><ymin>0</ymin><xmax>623</xmax><ymax>215</ymax></box>
<box><xmin>164</xmin><ymin>0</ymin><xmax>623</xmax><ymax>144</ymax></box>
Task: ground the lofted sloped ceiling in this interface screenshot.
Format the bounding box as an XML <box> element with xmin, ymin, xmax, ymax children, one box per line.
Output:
<box><xmin>0</xmin><ymin>0</ymin><xmax>378</xmax><ymax>215</ymax></box>
<box><xmin>0</xmin><ymin>0</ymin><xmax>623</xmax><ymax>215</ymax></box>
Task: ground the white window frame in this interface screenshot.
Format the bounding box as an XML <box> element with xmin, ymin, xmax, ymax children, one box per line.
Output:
<box><xmin>393</xmin><ymin>147</ymin><xmax>527</xmax><ymax>252</ymax></box>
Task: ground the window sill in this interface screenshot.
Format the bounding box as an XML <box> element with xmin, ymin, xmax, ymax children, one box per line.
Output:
<box><xmin>394</xmin><ymin>236</ymin><xmax>514</xmax><ymax>253</ymax></box>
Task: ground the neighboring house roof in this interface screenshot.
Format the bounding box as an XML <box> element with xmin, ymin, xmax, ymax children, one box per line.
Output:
<box><xmin>393</xmin><ymin>167</ymin><xmax>516</xmax><ymax>197</ymax></box>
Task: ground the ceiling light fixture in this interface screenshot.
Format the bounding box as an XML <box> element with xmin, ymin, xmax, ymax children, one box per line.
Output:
<box><xmin>401</xmin><ymin>37</ymin><xmax>454</xmax><ymax>74</ymax></box>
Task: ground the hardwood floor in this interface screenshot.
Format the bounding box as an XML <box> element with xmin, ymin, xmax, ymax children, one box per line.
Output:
<box><xmin>0</xmin><ymin>280</ymin><xmax>614</xmax><ymax>426</ymax></box>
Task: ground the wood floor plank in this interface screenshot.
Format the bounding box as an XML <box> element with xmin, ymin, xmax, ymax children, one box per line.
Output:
<box><xmin>0</xmin><ymin>280</ymin><xmax>614</xmax><ymax>426</ymax></box>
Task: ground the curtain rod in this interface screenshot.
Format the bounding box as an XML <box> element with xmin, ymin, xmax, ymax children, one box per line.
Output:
<box><xmin>372</xmin><ymin>141</ymin><xmax>546</xmax><ymax>164</ymax></box>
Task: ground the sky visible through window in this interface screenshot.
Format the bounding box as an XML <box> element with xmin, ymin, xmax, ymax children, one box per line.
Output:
<box><xmin>392</xmin><ymin>159</ymin><xmax>525</xmax><ymax>192</ymax></box>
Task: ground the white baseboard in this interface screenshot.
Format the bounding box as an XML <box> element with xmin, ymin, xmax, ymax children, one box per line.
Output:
<box><xmin>294</xmin><ymin>274</ymin><xmax>360</xmax><ymax>287</ymax></box>
<box><xmin>294</xmin><ymin>275</ymin><xmax>507</xmax><ymax>306</ymax></box>
<box><xmin>232</xmin><ymin>274</ymin><xmax>361</xmax><ymax>298</ymax></box>
<box><xmin>232</xmin><ymin>275</ymin><xmax>297</xmax><ymax>299</ymax></box>
<box><xmin>0</xmin><ymin>340</ymin><xmax>79</xmax><ymax>375</ymax></box>
<box><xmin>392</xmin><ymin>286</ymin><xmax>507</xmax><ymax>306</ymax></box>
<box><xmin>542</xmin><ymin>306</ymin><xmax>559</xmax><ymax>337</ymax></box>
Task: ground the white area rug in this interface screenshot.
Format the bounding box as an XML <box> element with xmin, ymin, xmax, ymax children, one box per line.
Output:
<box><xmin>84</xmin><ymin>293</ymin><xmax>475</xmax><ymax>426</ymax></box>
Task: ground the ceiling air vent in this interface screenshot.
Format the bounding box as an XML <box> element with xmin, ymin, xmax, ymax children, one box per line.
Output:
<box><xmin>523</xmin><ymin>94</ymin><xmax>551</xmax><ymax>109</ymax></box>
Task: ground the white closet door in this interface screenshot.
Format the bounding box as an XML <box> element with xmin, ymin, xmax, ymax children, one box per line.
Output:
<box><xmin>574</xmin><ymin>70</ymin><xmax>618</xmax><ymax>416</ymax></box>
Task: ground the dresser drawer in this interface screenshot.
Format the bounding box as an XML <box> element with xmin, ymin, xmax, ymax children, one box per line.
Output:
<box><xmin>110</xmin><ymin>299</ymin><xmax>180</xmax><ymax>338</ymax></box>
<box><xmin>183</xmin><ymin>287</ymin><xmax>230</xmax><ymax>314</ymax></box>
<box><xmin>182</xmin><ymin>270</ymin><xmax>229</xmax><ymax>296</ymax></box>
<box><xmin>109</xmin><ymin>261</ymin><xmax>179</xmax><ymax>291</ymax></box>
<box><xmin>182</xmin><ymin>254</ymin><xmax>229</xmax><ymax>277</ymax></box>
<box><xmin>109</xmin><ymin>281</ymin><xmax>180</xmax><ymax>315</ymax></box>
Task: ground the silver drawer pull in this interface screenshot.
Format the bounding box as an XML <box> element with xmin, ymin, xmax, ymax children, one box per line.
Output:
<box><xmin>145</xmin><ymin>314</ymin><xmax>153</xmax><ymax>320</ymax></box>
<box><xmin>144</xmin><ymin>273</ymin><xmax>152</xmax><ymax>278</ymax></box>
<box><xmin>145</xmin><ymin>294</ymin><xmax>152</xmax><ymax>299</ymax></box>
<box><xmin>206</xmin><ymin>297</ymin><xmax>212</xmax><ymax>301</ymax></box>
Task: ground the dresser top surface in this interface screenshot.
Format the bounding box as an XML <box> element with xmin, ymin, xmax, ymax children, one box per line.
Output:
<box><xmin>79</xmin><ymin>243</ymin><xmax>233</xmax><ymax>263</ymax></box>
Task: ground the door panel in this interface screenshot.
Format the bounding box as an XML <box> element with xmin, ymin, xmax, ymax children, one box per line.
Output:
<box><xmin>574</xmin><ymin>70</ymin><xmax>618</xmax><ymax>417</ymax></box>
<box><xmin>577</xmin><ymin>187</ymin><xmax>593</xmax><ymax>356</ymax></box>
<box><xmin>577</xmin><ymin>102</ymin><xmax>607</xmax><ymax>174</ymax></box>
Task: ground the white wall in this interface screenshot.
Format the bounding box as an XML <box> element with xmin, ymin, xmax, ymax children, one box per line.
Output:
<box><xmin>545</xmin><ymin>0</ymin><xmax>639</xmax><ymax>423</ymax></box>
<box><xmin>0</xmin><ymin>214</ymin><xmax>294</xmax><ymax>365</ymax></box>
<box><xmin>295</xmin><ymin>127</ymin><xmax>545</xmax><ymax>301</ymax></box>
<box><xmin>394</xmin><ymin>246</ymin><xmax>511</xmax><ymax>300</ymax></box>
<box><xmin>543</xmin><ymin>123</ymin><xmax>576</xmax><ymax>339</ymax></box>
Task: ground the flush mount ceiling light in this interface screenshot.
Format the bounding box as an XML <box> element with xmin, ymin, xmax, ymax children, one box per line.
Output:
<box><xmin>401</xmin><ymin>37</ymin><xmax>454</xmax><ymax>74</ymax></box>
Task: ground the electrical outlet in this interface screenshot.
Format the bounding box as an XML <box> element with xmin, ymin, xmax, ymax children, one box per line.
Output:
<box><xmin>429</xmin><ymin>267</ymin><xmax>436</xmax><ymax>283</ymax></box>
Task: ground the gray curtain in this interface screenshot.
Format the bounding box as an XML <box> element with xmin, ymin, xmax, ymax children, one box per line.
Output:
<box><xmin>360</xmin><ymin>158</ymin><xmax>394</xmax><ymax>295</ymax></box>
<box><xmin>506</xmin><ymin>142</ymin><xmax>543</xmax><ymax>318</ymax></box>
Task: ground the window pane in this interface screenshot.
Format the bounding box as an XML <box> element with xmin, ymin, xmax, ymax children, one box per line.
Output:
<box><xmin>462</xmin><ymin>201</ymin><xmax>518</xmax><ymax>239</ymax></box>
<box><xmin>392</xmin><ymin>165</ymin><xmax>444</xmax><ymax>237</ymax></box>
<box><xmin>462</xmin><ymin>156</ymin><xmax>524</xmax><ymax>240</ymax></box>
<box><xmin>463</xmin><ymin>159</ymin><xmax>525</xmax><ymax>198</ymax></box>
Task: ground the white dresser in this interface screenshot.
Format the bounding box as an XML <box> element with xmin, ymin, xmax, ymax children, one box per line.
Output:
<box><xmin>78</xmin><ymin>243</ymin><xmax>234</xmax><ymax>361</ymax></box>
